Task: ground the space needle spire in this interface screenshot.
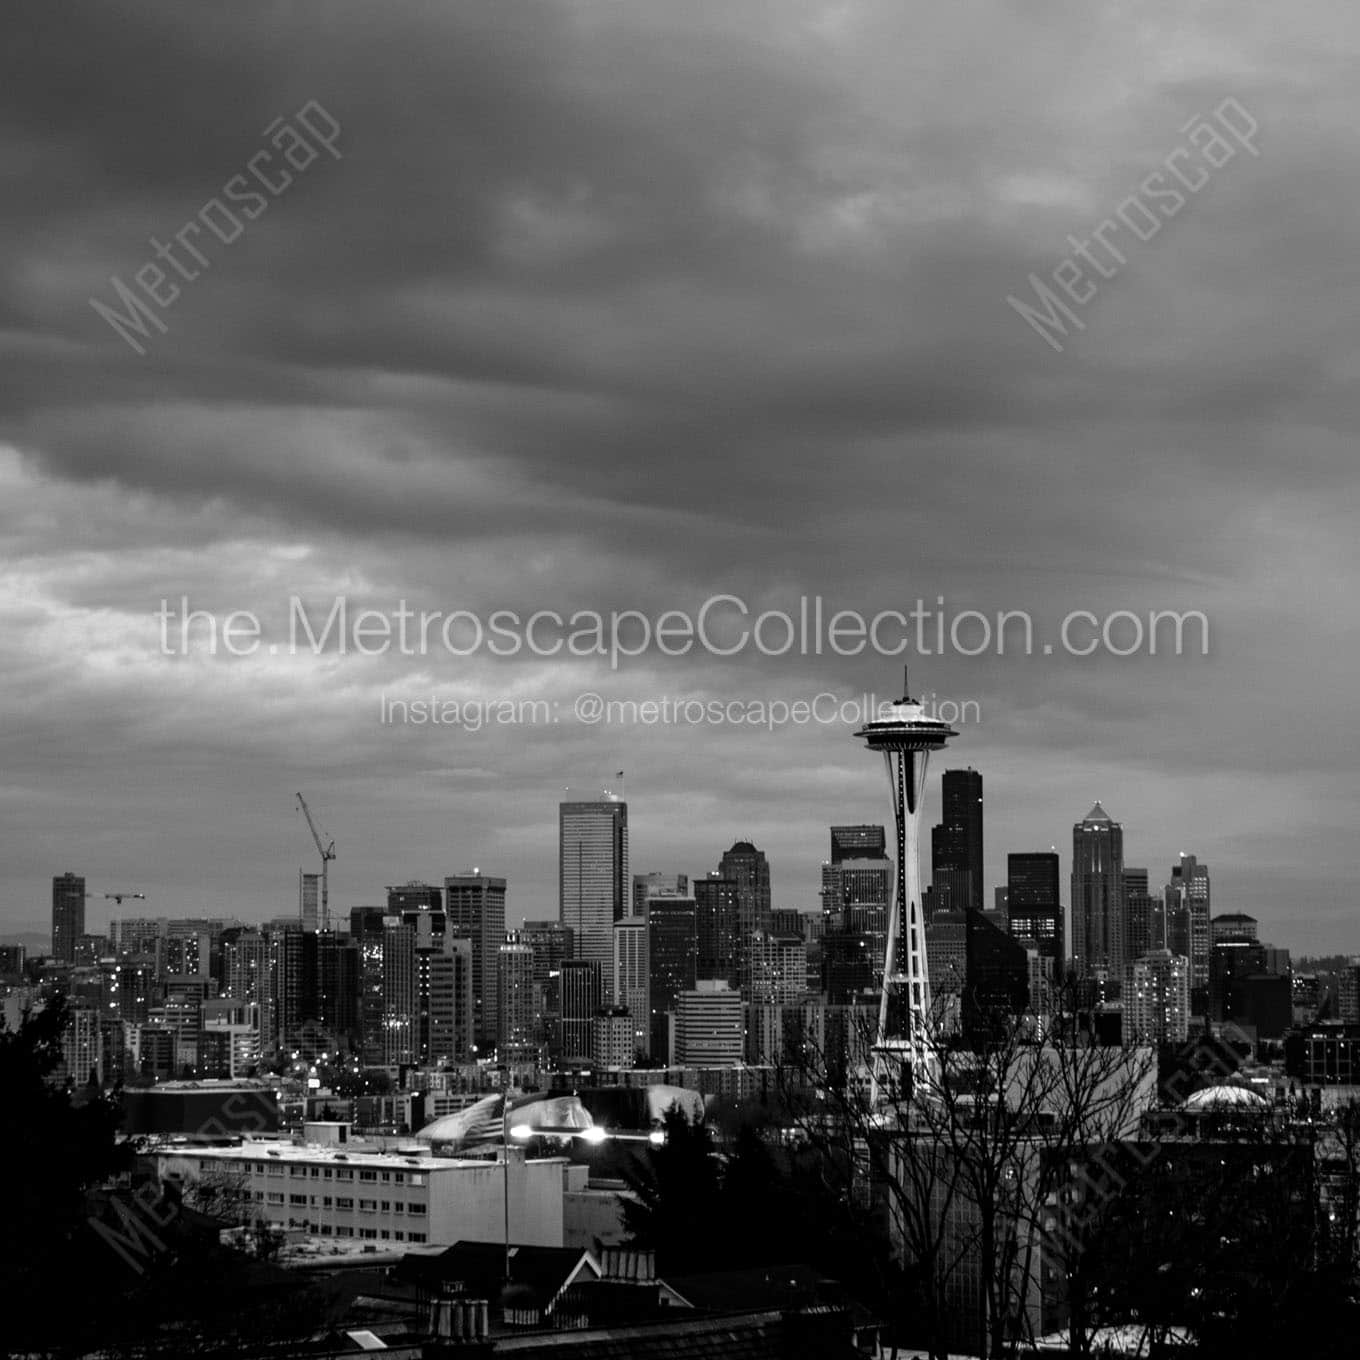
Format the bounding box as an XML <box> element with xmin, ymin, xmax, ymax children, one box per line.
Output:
<box><xmin>853</xmin><ymin>668</ymin><xmax>958</xmax><ymax>1104</ymax></box>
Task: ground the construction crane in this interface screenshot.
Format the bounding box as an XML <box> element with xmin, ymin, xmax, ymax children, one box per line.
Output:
<box><xmin>295</xmin><ymin>792</ymin><xmax>336</xmax><ymax>931</ymax></box>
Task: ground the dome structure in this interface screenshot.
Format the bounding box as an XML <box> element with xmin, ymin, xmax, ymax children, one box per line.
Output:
<box><xmin>1181</xmin><ymin>1083</ymin><xmax>1269</xmax><ymax>1112</ymax></box>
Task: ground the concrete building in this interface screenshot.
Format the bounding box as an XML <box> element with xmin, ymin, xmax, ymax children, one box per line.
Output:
<box><xmin>1128</xmin><ymin>950</ymin><xmax>1190</xmax><ymax>1045</ymax></box>
<box><xmin>591</xmin><ymin>1007</ymin><xmax>635</xmax><ymax>1068</ymax></box>
<box><xmin>52</xmin><ymin>872</ymin><xmax>86</xmax><ymax>965</ymax></box>
<box><xmin>674</xmin><ymin>981</ymin><xmax>743</xmax><ymax>1067</ymax></box>
<box><xmin>444</xmin><ymin>872</ymin><xmax>507</xmax><ymax>1049</ymax></box>
<box><xmin>497</xmin><ymin>933</ymin><xmax>536</xmax><ymax>1060</ymax></box>
<box><xmin>612</xmin><ymin>917</ymin><xmax>649</xmax><ymax>1060</ymax></box>
<box><xmin>154</xmin><ymin>1139</ymin><xmax>572</xmax><ymax>1247</ymax></box>
<box><xmin>559</xmin><ymin>960</ymin><xmax>602</xmax><ymax>1065</ymax></box>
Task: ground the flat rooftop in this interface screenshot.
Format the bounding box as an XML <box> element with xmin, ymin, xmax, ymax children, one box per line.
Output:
<box><xmin>150</xmin><ymin>1137</ymin><xmax>565</xmax><ymax>1173</ymax></box>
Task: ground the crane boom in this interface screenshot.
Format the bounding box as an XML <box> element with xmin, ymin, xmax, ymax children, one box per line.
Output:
<box><xmin>295</xmin><ymin>792</ymin><xmax>336</xmax><ymax>931</ymax></box>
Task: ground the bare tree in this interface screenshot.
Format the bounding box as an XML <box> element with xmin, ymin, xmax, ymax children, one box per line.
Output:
<box><xmin>778</xmin><ymin>983</ymin><xmax>1156</xmax><ymax>1360</ymax></box>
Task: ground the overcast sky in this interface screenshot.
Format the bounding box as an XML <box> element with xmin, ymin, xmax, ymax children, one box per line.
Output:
<box><xmin>2</xmin><ymin>1</ymin><xmax>1357</xmax><ymax>954</ymax></box>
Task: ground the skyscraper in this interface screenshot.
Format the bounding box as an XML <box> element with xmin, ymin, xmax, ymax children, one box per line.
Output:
<box><xmin>52</xmin><ymin>873</ymin><xmax>86</xmax><ymax>964</ymax></box>
<box><xmin>1071</xmin><ymin>803</ymin><xmax>1125</xmax><ymax>981</ymax></box>
<box><xmin>560</xmin><ymin>798</ymin><xmax>629</xmax><ymax>970</ymax></box>
<box><xmin>558</xmin><ymin>959</ymin><xmax>602</xmax><ymax>1065</ymax></box>
<box><xmin>612</xmin><ymin>917</ymin><xmax>650</xmax><ymax>1059</ymax></box>
<box><xmin>718</xmin><ymin>841</ymin><xmax>772</xmax><ymax>940</ymax></box>
<box><xmin>821</xmin><ymin>825</ymin><xmax>892</xmax><ymax>986</ymax></box>
<box><xmin>694</xmin><ymin>875</ymin><xmax>739</xmax><ymax>985</ymax></box>
<box><xmin>930</xmin><ymin>769</ymin><xmax>983</xmax><ymax>913</ymax></box>
<box><xmin>648</xmin><ymin>895</ymin><xmax>697</xmax><ymax>1063</ymax></box>
<box><xmin>1123</xmin><ymin>867</ymin><xmax>1160</xmax><ymax>970</ymax></box>
<box><xmin>1006</xmin><ymin>852</ymin><xmax>1063</xmax><ymax>975</ymax></box>
<box><xmin>349</xmin><ymin>907</ymin><xmax>390</xmax><ymax>1068</ymax></box>
<box><xmin>497</xmin><ymin>933</ymin><xmax>536</xmax><ymax>1060</ymax></box>
<box><xmin>445</xmin><ymin>872</ymin><xmax>507</xmax><ymax>1049</ymax></box>
<box><xmin>1166</xmin><ymin>854</ymin><xmax>1211</xmax><ymax>1013</ymax></box>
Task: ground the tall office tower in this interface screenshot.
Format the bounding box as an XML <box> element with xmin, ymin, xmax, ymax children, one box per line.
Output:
<box><xmin>718</xmin><ymin>841</ymin><xmax>772</xmax><ymax>940</ymax></box>
<box><xmin>52</xmin><ymin>873</ymin><xmax>86</xmax><ymax>963</ymax></box>
<box><xmin>222</xmin><ymin>927</ymin><xmax>275</xmax><ymax>1050</ymax></box>
<box><xmin>1209</xmin><ymin>937</ymin><xmax>1268</xmax><ymax>1025</ymax></box>
<box><xmin>694</xmin><ymin>876</ymin><xmax>739</xmax><ymax>985</ymax></box>
<box><xmin>299</xmin><ymin>872</ymin><xmax>320</xmax><ymax>933</ymax></box>
<box><xmin>1166</xmin><ymin>854</ymin><xmax>1211</xmax><ymax>1012</ymax></box>
<box><xmin>822</xmin><ymin>931</ymin><xmax>874</xmax><ymax>1004</ymax></box>
<box><xmin>770</xmin><ymin>908</ymin><xmax>806</xmax><ymax>937</ymax></box>
<box><xmin>521</xmin><ymin>919</ymin><xmax>574</xmax><ymax>1054</ymax></box>
<box><xmin>1006</xmin><ymin>852</ymin><xmax>1064</xmax><ymax>976</ymax></box>
<box><xmin>497</xmin><ymin>933</ymin><xmax>536</xmax><ymax>1060</ymax></box>
<box><xmin>613</xmin><ymin>917</ymin><xmax>650</xmax><ymax>1059</ymax></box>
<box><xmin>1123</xmin><ymin>868</ymin><xmax>1157</xmax><ymax>973</ymax></box>
<box><xmin>648</xmin><ymin>895</ymin><xmax>697</xmax><ymax>1063</ymax></box>
<box><xmin>745</xmin><ymin>932</ymin><xmax>808</xmax><ymax>1005</ymax></box>
<box><xmin>316</xmin><ymin>931</ymin><xmax>360</xmax><ymax>1048</ymax></box>
<box><xmin>444</xmin><ymin>872</ymin><xmax>507</xmax><ymax>1049</ymax></box>
<box><xmin>674</xmin><ymin>981</ymin><xmax>744</xmax><ymax>1067</ymax></box>
<box><xmin>416</xmin><ymin>937</ymin><xmax>473</xmax><ymax>1064</ymax></box>
<box><xmin>1071</xmin><ymin>804</ymin><xmax>1125</xmax><ymax>981</ymax></box>
<box><xmin>560</xmin><ymin>798</ymin><xmax>629</xmax><ymax>970</ymax></box>
<box><xmin>558</xmin><ymin>959</ymin><xmax>602</xmax><ymax>1065</ymax></box>
<box><xmin>632</xmin><ymin>872</ymin><xmax>689</xmax><ymax>917</ymax></box>
<box><xmin>1128</xmin><ymin>949</ymin><xmax>1190</xmax><ymax>1044</ymax></box>
<box><xmin>854</xmin><ymin>676</ymin><xmax>959</xmax><ymax>1096</ymax></box>
<box><xmin>963</xmin><ymin>909</ymin><xmax>1030</xmax><ymax>1041</ymax></box>
<box><xmin>930</xmin><ymin>769</ymin><xmax>984</xmax><ymax>913</ymax></box>
<box><xmin>349</xmin><ymin>907</ymin><xmax>389</xmax><ymax>1066</ymax></box>
<box><xmin>387</xmin><ymin>882</ymin><xmax>443</xmax><ymax>915</ymax></box>
<box><xmin>381</xmin><ymin>920</ymin><xmax>416</xmax><ymax>1066</ymax></box>
<box><xmin>821</xmin><ymin>825</ymin><xmax>892</xmax><ymax>986</ymax></box>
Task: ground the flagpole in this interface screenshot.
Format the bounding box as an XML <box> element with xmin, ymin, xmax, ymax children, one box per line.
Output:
<box><xmin>502</xmin><ymin>1090</ymin><xmax>511</xmax><ymax>1284</ymax></box>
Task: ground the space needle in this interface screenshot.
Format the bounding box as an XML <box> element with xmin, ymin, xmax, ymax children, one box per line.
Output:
<box><xmin>853</xmin><ymin>669</ymin><xmax>958</xmax><ymax>1104</ymax></box>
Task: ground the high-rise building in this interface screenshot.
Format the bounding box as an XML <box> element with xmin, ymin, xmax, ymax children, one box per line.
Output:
<box><xmin>558</xmin><ymin>959</ymin><xmax>602</xmax><ymax>1065</ymax></box>
<box><xmin>521</xmin><ymin>919</ymin><xmax>574</xmax><ymax>1054</ymax></box>
<box><xmin>718</xmin><ymin>841</ymin><xmax>772</xmax><ymax>943</ymax></box>
<box><xmin>930</xmin><ymin>769</ymin><xmax>983</xmax><ymax>913</ymax></box>
<box><xmin>612</xmin><ymin>918</ymin><xmax>650</xmax><ymax>1060</ymax></box>
<box><xmin>52</xmin><ymin>873</ymin><xmax>86</xmax><ymax>964</ymax></box>
<box><xmin>1006</xmin><ymin>852</ymin><xmax>1063</xmax><ymax>976</ymax></box>
<box><xmin>694</xmin><ymin>876</ymin><xmax>739</xmax><ymax>986</ymax></box>
<box><xmin>632</xmin><ymin>872</ymin><xmax>688</xmax><ymax>917</ymax></box>
<box><xmin>1071</xmin><ymin>804</ymin><xmax>1125</xmax><ymax>981</ymax></box>
<box><xmin>299</xmin><ymin>872</ymin><xmax>320</xmax><ymax>933</ymax></box>
<box><xmin>381</xmin><ymin>920</ymin><xmax>416</xmax><ymax>1067</ymax></box>
<box><xmin>1166</xmin><ymin>854</ymin><xmax>1210</xmax><ymax>1013</ymax></box>
<box><xmin>1209</xmin><ymin>938</ymin><xmax>1268</xmax><ymax>1026</ymax></box>
<box><xmin>821</xmin><ymin>825</ymin><xmax>892</xmax><ymax>986</ymax></box>
<box><xmin>349</xmin><ymin>907</ymin><xmax>388</xmax><ymax>1067</ymax></box>
<box><xmin>963</xmin><ymin>908</ymin><xmax>1029</xmax><ymax>1040</ymax></box>
<box><xmin>591</xmin><ymin>1007</ymin><xmax>635</xmax><ymax>1069</ymax></box>
<box><xmin>745</xmin><ymin>932</ymin><xmax>808</xmax><ymax>1005</ymax></box>
<box><xmin>648</xmin><ymin>896</ymin><xmax>697</xmax><ymax>1063</ymax></box>
<box><xmin>674</xmin><ymin>981</ymin><xmax>744</xmax><ymax>1067</ymax></box>
<box><xmin>559</xmin><ymin>799</ymin><xmax>628</xmax><ymax>970</ymax></box>
<box><xmin>497</xmin><ymin>933</ymin><xmax>536</xmax><ymax>1060</ymax></box>
<box><xmin>1128</xmin><ymin>950</ymin><xmax>1190</xmax><ymax>1045</ymax></box>
<box><xmin>416</xmin><ymin>937</ymin><xmax>472</xmax><ymax>1064</ymax></box>
<box><xmin>445</xmin><ymin>872</ymin><xmax>507</xmax><ymax>1049</ymax></box>
<box><xmin>1211</xmin><ymin>913</ymin><xmax>1258</xmax><ymax>943</ymax></box>
<box><xmin>387</xmin><ymin>882</ymin><xmax>443</xmax><ymax>915</ymax></box>
<box><xmin>1123</xmin><ymin>869</ymin><xmax>1158</xmax><ymax>973</ymax></box>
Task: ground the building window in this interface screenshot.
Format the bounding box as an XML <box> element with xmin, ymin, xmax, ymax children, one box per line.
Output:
<box><xmin>335</xmin><ymin>1169</ymin><xmax>352</xmax><ymax>1181</ymax></box>
<box><xmin>380</xmin><ymin>1200</ymin><xmax>390</xmax><ymax>1211</ymax></box>
<box><xmin>335</xmin><ymin>1197</ymin><xmax>353</xmax><ymax>1210</ymax></box>
<box><xmin>392</xmin><ymin>1202</ymin><xmax>404</xmax><ymax>1214</ymax></box>
<box><xmin>358</xmin><ymin>1170</ymin><xmax>377</xmax><ymax>1182</ymax></box>
<box><xmin>290</xmin><ymin>1194</ymin><xmax>307</xmax><ymax>1206</ymax></box>
<box><xmin>359</xmin><ymin>1199</ymin><xmax>376</xmax><ymax>1211</ymax></box>
<box><xmin>336</xmin><ymin>1226</ymin><xmax>353</xmax><ymax>1238</ymax></box>
<box><xmin>408</xmin><ymin>1203</ymin><xmax>426</xmax><ymax>1216</ymax></box>
<box><xmin>267</xmin><ymin>1193</ymin><xmax>284</xmax><ymax>1205</ymax></box>
<box><xmin>408</xmin><ymin>1232</ymin><xmax>426</xmax><ymax>1243</ymax></box>
<box><xmin>394</xmin><ymin>1231</ymin><xmax>405</xmax><ymax>1241</ymax></box>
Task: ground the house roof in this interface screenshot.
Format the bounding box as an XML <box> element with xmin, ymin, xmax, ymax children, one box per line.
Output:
<box><xmin>393</xmin><ymin>1242</ymin><xmax>599</xmax><ymax>1314</ymax></box>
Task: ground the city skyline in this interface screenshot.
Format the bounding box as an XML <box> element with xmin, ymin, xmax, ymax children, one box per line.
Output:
<box><xmin>7</xmin><ymin>772</ymin><xmax>1347</xmax><ymax>959</ymax></box>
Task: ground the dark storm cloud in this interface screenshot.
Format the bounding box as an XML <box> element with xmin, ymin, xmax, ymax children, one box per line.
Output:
<box><xmin>1</xmin><ymin>1</ymin><xmax>1359</xmax><ymax>950</ymax></box>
